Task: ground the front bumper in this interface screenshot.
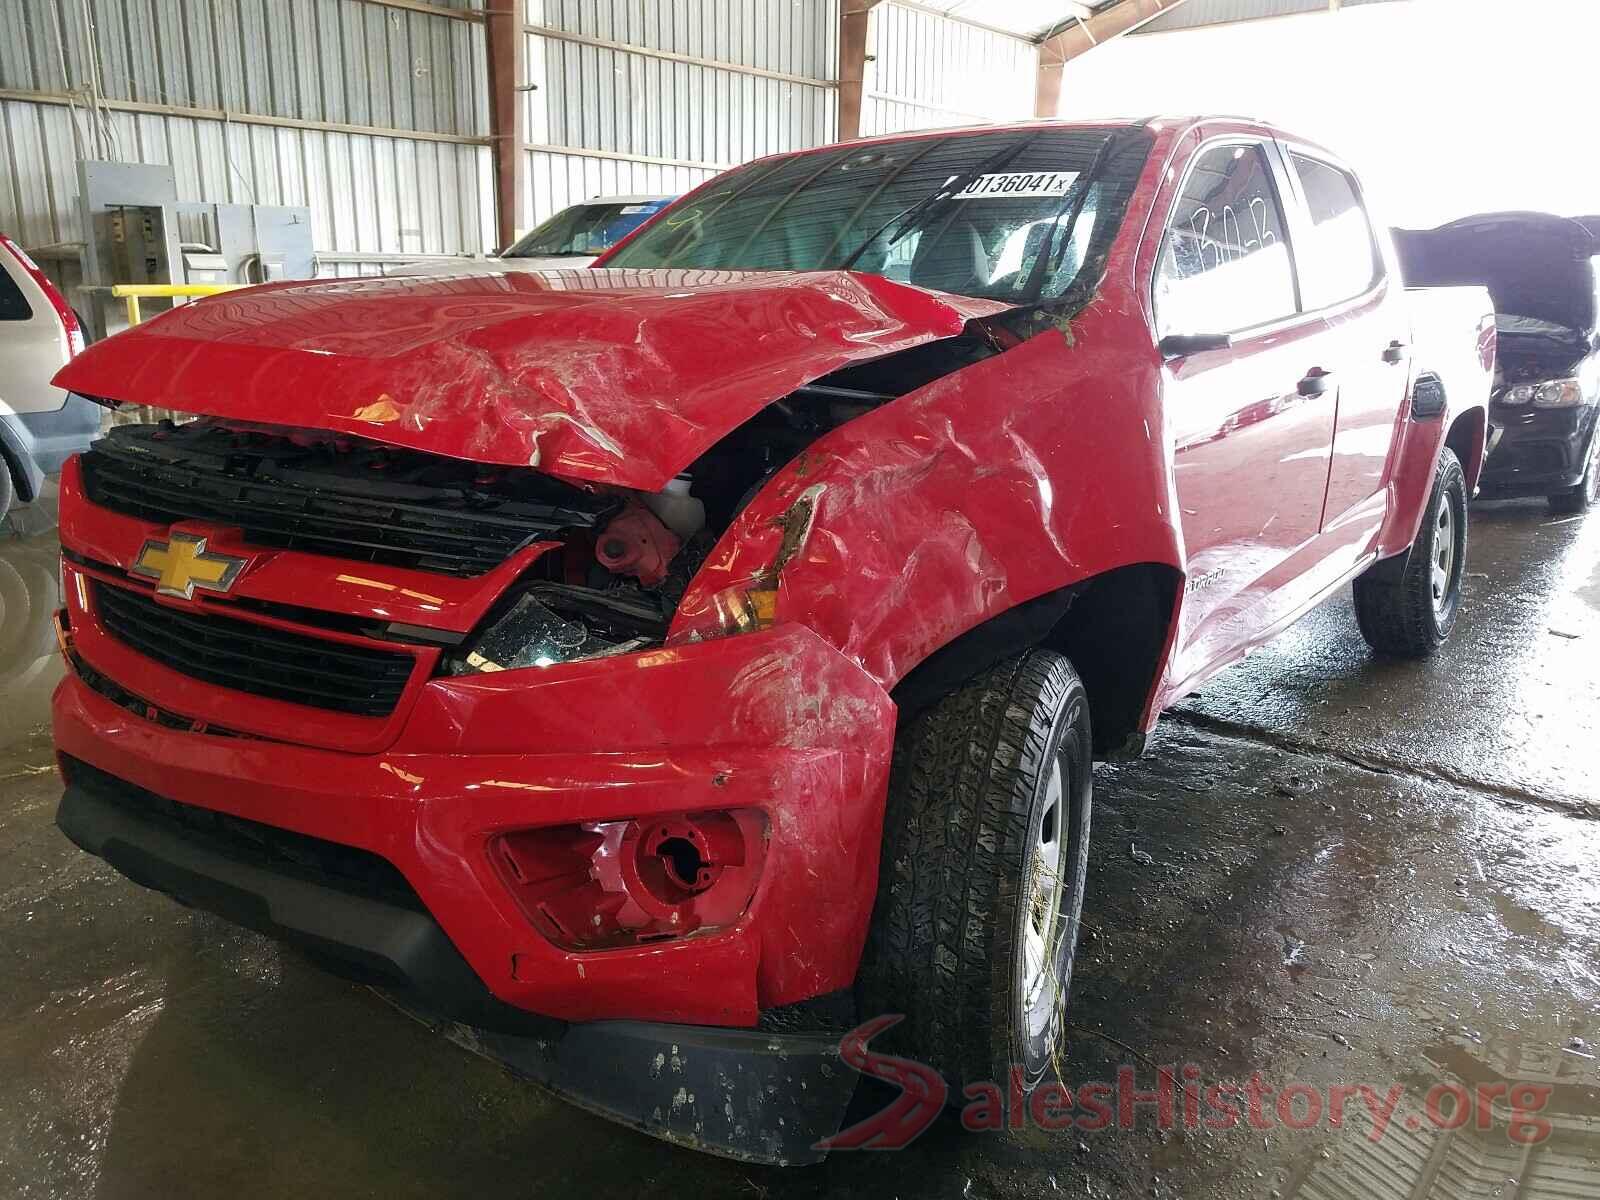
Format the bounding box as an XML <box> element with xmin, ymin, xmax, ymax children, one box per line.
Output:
<box><xmin>53</xmin><ymin>613</ymin><xmax>897</xmax><ymax>1028</ymax></box>
<box><xmin>1478</xmin><ymin>402</ymin><xmax>1599</xmax><ymax>498</ymax></box>
<box><xmin>55</xmin><ymin>761</ymin><xmax>859</xmax><ymax>1163</ymax></box>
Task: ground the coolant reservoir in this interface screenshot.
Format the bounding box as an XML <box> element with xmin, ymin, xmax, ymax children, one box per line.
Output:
<box><xmin>641</xmin><ymin>475</ymin><xmax>706</xmax><ymax>538</ymax></box>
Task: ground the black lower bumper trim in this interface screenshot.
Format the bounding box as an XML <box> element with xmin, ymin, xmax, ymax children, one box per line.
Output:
<box><xmin>56</xmin><ymin>779</ymin><xmax>549</xmax><ymax>1035</ymax></box>
<box><xmin>387</xmin><ymin>996</ymin><xmax>858</xmax><ymax>1165</ymax></box>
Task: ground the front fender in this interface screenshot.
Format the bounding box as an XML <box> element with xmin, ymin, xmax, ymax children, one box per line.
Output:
<box><xmin>670</xmin><ymin>323</ymin><xmax>1184</xmax><ymax>690</ymax></box>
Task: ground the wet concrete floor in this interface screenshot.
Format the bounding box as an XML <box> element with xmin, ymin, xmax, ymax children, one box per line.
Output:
<box><xmin>2</xmin><ymin>490</ymin><xmax>1597</xmax><ymax>1199</ymax></box>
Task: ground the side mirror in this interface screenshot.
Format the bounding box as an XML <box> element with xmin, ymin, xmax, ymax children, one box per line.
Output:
<box><xmin>1159</xmin><ymin>332</ymin><xmax>1233</xmax><ymax>357</ymax></box>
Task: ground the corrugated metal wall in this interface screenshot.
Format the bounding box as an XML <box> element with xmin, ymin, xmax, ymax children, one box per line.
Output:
<box><xmin>0</xmin><ymin>0</ymin><xmax>1045</xmax><ymax>280</ymax></box>
<box><xmin>861</xmin><ymin>3</ymin><xmax>1037</xmax><ymax>136</ymax></box>
<box><xmin>0</xmin><ymin>0</ymin><xmax>495</xmax><ymax>276</ymax></box>
<box><xmin>519</xmin><ymin>0</ymin><xmax>840</xmax><ymax>227</ymax></box>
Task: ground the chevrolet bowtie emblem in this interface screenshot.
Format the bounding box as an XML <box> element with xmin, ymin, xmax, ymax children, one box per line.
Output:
<box><xmin>130</xmin><ymin>533</ymin><xmax>248</xmax><ymax>599</ymax></box>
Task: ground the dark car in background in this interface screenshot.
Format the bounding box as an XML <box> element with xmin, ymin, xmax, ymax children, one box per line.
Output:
<box><xmin>1395</xmin><ymin>212</ymin><xmax>1600</xmax><ymax>511</ymax></box>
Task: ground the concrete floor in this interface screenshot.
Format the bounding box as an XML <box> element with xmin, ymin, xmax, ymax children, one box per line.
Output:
<box><xmin>3</xmin><ymin>490</ymin><xmax>1597</xmax><ymax>1199</ymax></box>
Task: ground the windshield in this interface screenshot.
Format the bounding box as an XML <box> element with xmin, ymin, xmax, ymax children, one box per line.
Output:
<box><xmin>504</xmin><ymin>200</ymin><xmax>671</xmax><ymax>259</ymax></box>
<box><xmin>605</xmin><ymin>127</ymin><xmax>1152</xmax><ymax>304</ymax></box>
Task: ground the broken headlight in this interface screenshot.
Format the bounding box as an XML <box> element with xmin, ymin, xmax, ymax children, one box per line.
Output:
<box><xmin>1501</xmin><ymin>378</ymin><xmax>1585</xmax><ymax>408</ymax></box>
<box><xmin>444</xmin><ymin>591</ymin><xmax>653</xmax><ymax>675</ymax></box>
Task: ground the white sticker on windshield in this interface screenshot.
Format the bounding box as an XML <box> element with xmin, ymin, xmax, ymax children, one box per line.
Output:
<box><xmin>619</xmin><ymin>204</ymin><xmax>654</xmax><ymax>214</ymax></box>
<box><xmin>953</xmin><ymin>171</ymin><xmax>1080</xmax><ymax>200</ymax></box>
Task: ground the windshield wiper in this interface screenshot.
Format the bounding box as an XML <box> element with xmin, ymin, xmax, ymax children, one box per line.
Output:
<box><xmin>1019</xmin><ymin>131</ymin><xmax>1125</xmax><ymax>302</ymax></box>
<box><xmin>836</xmin><ymin>133</ymin><xmax>1042</xmax><ymax>271</ymax></box>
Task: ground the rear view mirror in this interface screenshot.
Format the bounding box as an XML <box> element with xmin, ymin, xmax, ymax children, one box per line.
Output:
<box><xmin>1158</xmin><ymin>333</ymin><xmax>1233</xmax><ymax>357</ymax></box>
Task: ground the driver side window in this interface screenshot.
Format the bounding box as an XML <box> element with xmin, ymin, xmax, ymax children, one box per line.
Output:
<box><xmin>1155</xmin><ymin>143</ymin><xmax>1298</xmax><ymax>339</ymax></box>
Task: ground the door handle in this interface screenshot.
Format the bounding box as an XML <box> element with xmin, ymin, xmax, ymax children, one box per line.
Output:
<box><xmin>1382</xmin><ymin>340</ymin><xmax>1409</xmax><ymax>364</ymax></box>
<box><xmin>1298</xmin><ymin>368</ymin><xmax>1335</xmax><ymax>397</ymax></box>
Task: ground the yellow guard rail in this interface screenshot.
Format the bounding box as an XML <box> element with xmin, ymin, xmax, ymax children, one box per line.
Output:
<box><xmin>111</xmin><ymin>283</ymin><xmax>243</xmax><ymax>326</ymax></box>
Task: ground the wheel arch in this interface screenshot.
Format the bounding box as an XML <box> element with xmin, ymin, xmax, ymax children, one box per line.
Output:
<box><xmin>891</xmin><ymin>562</ymin><xmax>1182</xmax><ymax>759</ymax></box>
<box><xmin>1444</xmin><ymin>407</ymin><xmax>1486</xmax><ymax>494</ymax></box>
<box><xmin>0</xmin><ymin>415</ymin><xmax>42</xmax><ymax>504</ymax></box>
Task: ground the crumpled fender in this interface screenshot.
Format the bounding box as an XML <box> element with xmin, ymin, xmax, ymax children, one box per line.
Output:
<box><xmin>670</xmin><ymin>317</ymin><xmax>1185</xmax><ymax>690</ymax></box>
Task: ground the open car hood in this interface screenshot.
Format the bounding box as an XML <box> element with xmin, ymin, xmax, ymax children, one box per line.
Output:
<box><xmin>56</xmin><ymin>268</ymin><xmax>1008</xmax><ymax>490</ymax></box>
<box><xmin>1394</xmin><ymin>212</ymin><xmax>1599</xmax><ymax>338</ymax></box>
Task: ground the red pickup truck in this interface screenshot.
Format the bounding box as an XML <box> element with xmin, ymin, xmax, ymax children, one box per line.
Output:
<box><xmin>50</xmin><ymin>117</ymin><xmax>1493</xmax><ymax>1161</ymax></box>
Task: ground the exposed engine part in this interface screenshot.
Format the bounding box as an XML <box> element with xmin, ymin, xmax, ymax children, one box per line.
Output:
<box><xmin>682</xmin><ymin>334</ymin><xmax>994</xmax><ymax>533</ymax></box>
<box><xmin>595</xmin><ymin>502</ymin><xmax>681</xmax><ymax>587</ymax></box>
<box><xmin>639</xmin><ymin>475</ymin><xmax>706</xmax><ymax>538</ymax></box>
<box><xmin>656</xmin><ymin>528</ymin><xmax>716</xmax><ymax>611</ymax></box>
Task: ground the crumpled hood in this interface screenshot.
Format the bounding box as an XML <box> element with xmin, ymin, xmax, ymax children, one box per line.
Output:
<box><xmin>56</xmin><ymin>268</ymin><xmax>1007</xmax><ymax>490</ymax></box>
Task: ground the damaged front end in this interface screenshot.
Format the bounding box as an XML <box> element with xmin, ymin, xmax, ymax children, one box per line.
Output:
<box><xmin>51</xmin><ymin>126</ymin><xmax>1163</xmax><ymax>1158</ymax></box>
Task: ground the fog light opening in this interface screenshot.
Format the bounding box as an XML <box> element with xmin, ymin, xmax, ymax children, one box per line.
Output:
<box><xmin>493</xmin><ymin>809</ymin><xmax>767</xmax><ymax>950</ymax></box>
<box><xmin>636</xmin><ymin>821</ymin><xmax>722</xmax><ymax>907</ymax></box>
<box><xmin>656</xmin><ymin>834</ymin><xmax>712</xmax><ymax>893</ymax></box>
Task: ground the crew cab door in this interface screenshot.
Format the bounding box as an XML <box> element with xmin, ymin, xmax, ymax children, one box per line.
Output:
<box><xmin>1278</xmin><ymin>148</ymin><xmax>1409</xmax><ymax>536</ymax></box>
<box><xmin>1153</xmin><ymin>139</ymin><xmax>1341</xmax><ymax>686</ymax></box>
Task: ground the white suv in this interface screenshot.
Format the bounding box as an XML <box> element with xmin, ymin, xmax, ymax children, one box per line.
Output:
<box><xmin>0</xmin><ymin>234</ymin><xmax>98</xmax><ymax>521</ymax></box>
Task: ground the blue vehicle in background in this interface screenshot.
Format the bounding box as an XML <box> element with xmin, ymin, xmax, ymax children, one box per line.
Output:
<box><xmin>388</xmin><ymin>195</ymin><xmax>676</xmax><ymax>278</ymax></box>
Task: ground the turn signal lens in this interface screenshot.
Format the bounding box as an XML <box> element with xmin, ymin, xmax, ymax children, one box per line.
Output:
<box><xmin>700</xmin><ymin>583</ymin><xmax>779</xmax><ymax>638</ymax></box>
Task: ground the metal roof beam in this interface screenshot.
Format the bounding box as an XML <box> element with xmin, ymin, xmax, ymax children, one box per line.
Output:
<box><xmin>1034</xmin><ymin>0</ymin><xmax>1196</xmax><ymax>115</ymax></box>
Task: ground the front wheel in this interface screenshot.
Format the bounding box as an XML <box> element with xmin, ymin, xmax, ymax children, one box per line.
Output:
<box><xmin>1354</xmin><ymin>446</ymin><xmax>1467</xmax><ymax>657</ymax></box>
<box><xmin>859</xmin><ymin>649</ymin><xmax>1092</xmax><ymax>1093</ymax></box>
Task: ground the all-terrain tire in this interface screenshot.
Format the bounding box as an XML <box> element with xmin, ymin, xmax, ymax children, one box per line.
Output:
<box><xmin>859</xmin><ymin>648</ymin><xmax>1092</xmax><ymax>1093</ymax></box>
<box><xmin>1354</xmin><ymin>447</ymin><xmax>1467</xmax><ymax>657</ymax></box>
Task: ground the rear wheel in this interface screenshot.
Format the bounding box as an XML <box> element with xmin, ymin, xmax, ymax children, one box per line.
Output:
<box><xmin>1354</xmin><ymin>447</ymin><xmax>1467</xmax><ymax>657</ymax></box>
<box><xmin>860</xmin><ymin>649</ymin><xmax>1092</xmax><ymax>1093</ymax></box>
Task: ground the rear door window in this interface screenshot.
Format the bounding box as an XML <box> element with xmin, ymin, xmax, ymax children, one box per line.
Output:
<box><xmin>1154</xmin><ymin>143</ymin><xmax>1299</xmax><ymax>338</ymax></box>
<box><xmin>1288</xmin><ymin>153</ymin><xmax>1382</xmax><ymax>310</ymax></box>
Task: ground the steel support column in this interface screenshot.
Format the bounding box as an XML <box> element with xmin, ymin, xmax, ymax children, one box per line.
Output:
<box><xmin>485</xmin><ymin>5</ymin><xmax>524</xmax><ymax>250</ymax></box>
<box><xmin>838</xmin><ymin>1</ymin><xmax>885</xmax><ymax>142</ymax></box>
